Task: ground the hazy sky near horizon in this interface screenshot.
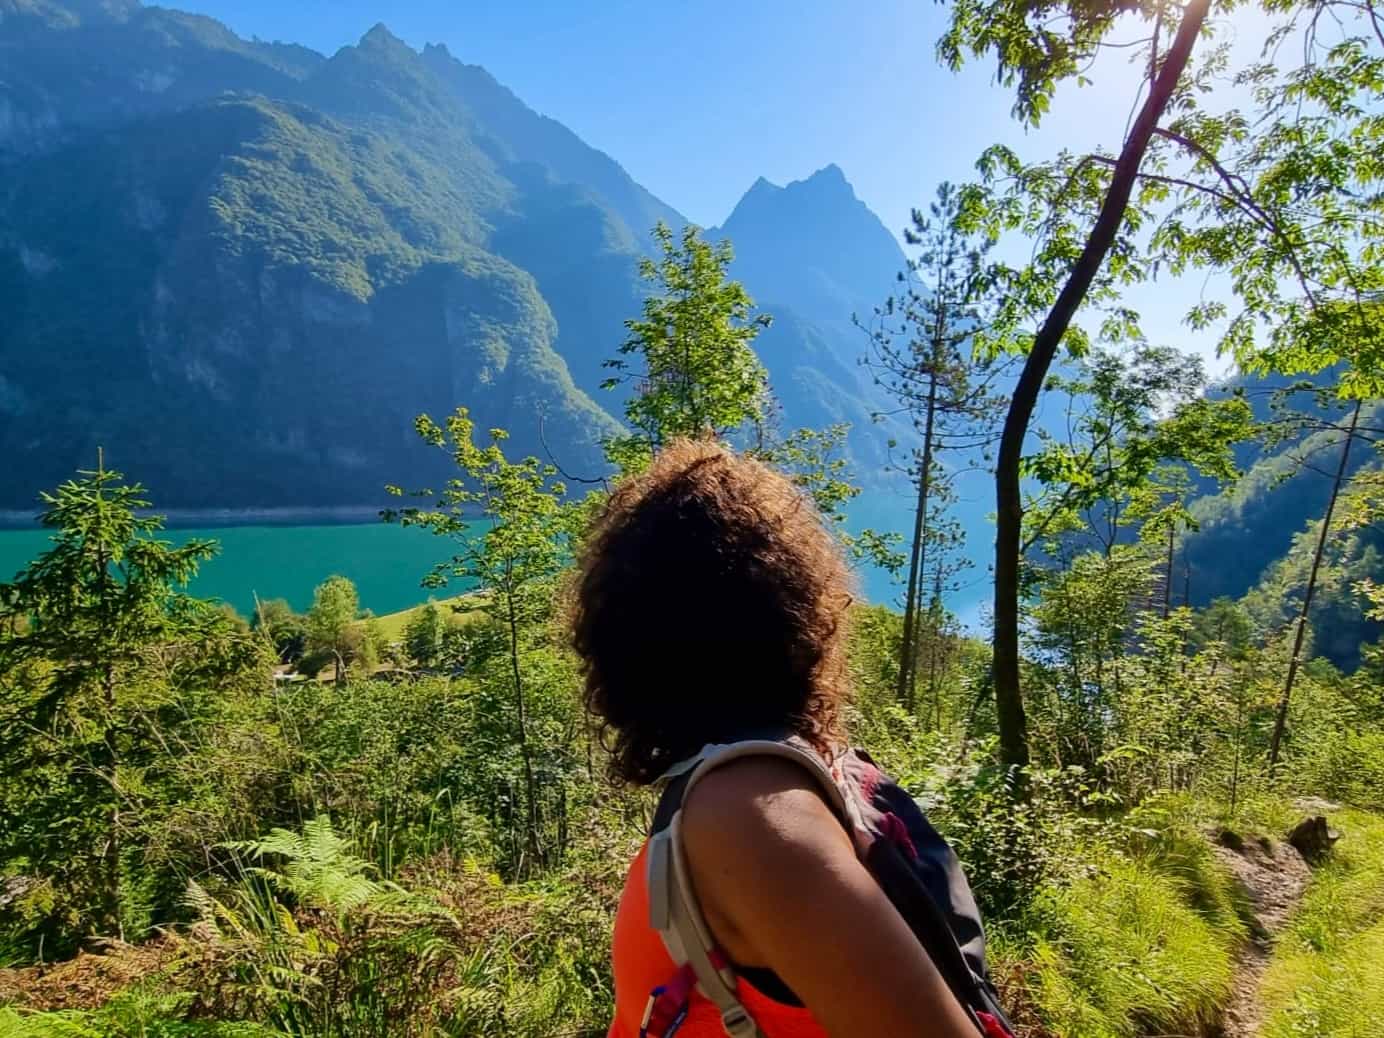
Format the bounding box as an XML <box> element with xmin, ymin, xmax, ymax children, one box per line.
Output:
<box><xmin>172</xmin><ymin>0</ymin><xmax>1266</xmax><ymax>374</ymax></box>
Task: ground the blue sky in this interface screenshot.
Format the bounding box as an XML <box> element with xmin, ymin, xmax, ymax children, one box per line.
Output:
<box><xmin>173</xmin><ymin>0</ymin><xmax>1251</xmax><ymax>373</ymax></box>
<box><xmin>175</xmin><ymin>1</ymin><xmax>1026</xmax><ymax>231</ymax></box>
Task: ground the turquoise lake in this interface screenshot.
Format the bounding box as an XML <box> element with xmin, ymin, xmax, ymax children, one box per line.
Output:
<box><xmin>0</xmin><ymin>495</ymin><xmax>991</xmax><ymax>623</ymax></box>
<box><xmin>0</xmin><ymin>522</ymin><xmax>467</xmax><ymax>618</ymax></box>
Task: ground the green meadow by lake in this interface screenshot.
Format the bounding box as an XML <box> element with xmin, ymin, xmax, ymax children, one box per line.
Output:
<box><xmin>0</xmin><ymin>521</ymin><xmax>472</xmax><ymax>619</ymax></box>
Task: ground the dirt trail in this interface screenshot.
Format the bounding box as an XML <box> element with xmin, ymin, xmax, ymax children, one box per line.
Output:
<box><xmin>1211</xmin><ymin>834</ymin><xmax>1312</xmax><ymax>1038</ymax></box>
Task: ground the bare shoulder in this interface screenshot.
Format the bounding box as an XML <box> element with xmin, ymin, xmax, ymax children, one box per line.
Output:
<box><xmin>676</xmin><ymin>755</ymin><xmax>980</xmax><ymax>1036</ymax></box>
<box><xmin>680</xmin><ymin>755</ymin><xmax>851</xmax><ymax>866</ymax></box>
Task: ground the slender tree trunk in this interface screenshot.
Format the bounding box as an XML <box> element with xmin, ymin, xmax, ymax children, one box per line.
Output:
<box><xmin>897</xmin><ymin>468</ymin><xmax>928</xmax><ymax>705</ymax></box>
<box><xmin>103</xmin><ymin>660</ymin><xmax>122</xmax><ymax>942</ymax></box>
<box><xmin>930</xmin><ymin>633</ymin><xmax>941</xmax><ymax>730</ymax></box>
<box><xmin>906</xmin><ymin>377</ymin><xmax>941</xmax><ymax>711</ymax></box>
<box><xmin>92</xmin><ymin>450</ymin><xmax>123</xmax><ymax>941</ymax></box>
<box><xmin>507</xmin><ymin>590</ymin><xmax>541</xmax><ymax>872</ymax></box>
<box><xmin>926</xmin><ymin>622</ymin><xmax>943</xmax><ymax>730</ymax></box>
<box><xmin>991</xmin><ymin>0</ymin><xmax>1210</xmax><ymax>773</ymax></box>
<box><xmin>1065</xmin><ymin>589</ymin><xmax>1083</xmax><ymax>768</ymax></box>
<box><xmin>896</xmin><ymin>373</ymin><xmax>941</xmax><ymax>708</ymax></box>
<box><xmin>1163</xmin><ymin>524</ymin><xmax>1176</xmax><ymax>620</ymax></box>
<box><xmin>1229</xmin><ymin>674</ymin><xmax>1245</xmax><ymax>815</ymax></box>
<box><xmin>1267</xmin><ymin>399</ymin><xmax>1361</xmax><ymax>772</ymax></box>
<box><xmin>928</xmin><ymin>644</ymin><xmax>940</xmax><ymax>729</ymax></box>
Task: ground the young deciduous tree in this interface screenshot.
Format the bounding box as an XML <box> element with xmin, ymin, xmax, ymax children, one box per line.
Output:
<box><xmin>1266</xmin><ymin>399</ymin><xmax>1363</xmax><ymax>769</ymax></box>
<box><xmin>942</xmin><ymin>0</ymin><xmax>1382</xmax><ymax>772</ymax></box>
<box><xmin>386</xmin><ymin>407</ymin><xmax>574</xmax><ymax>875</ymax></box>
<box><xmin>1029</xmin><ymin>547</ymin><xmax>1160</xmax><ymax>769</ymax></box>
<box><xmin>305</xmin><ymin>576</ymin><xmax>362</xmax><ymax>686</ymax></box>
<box><xmin>602</xmin><ymin>221</ymin><xmax>771</xmax><ymax>468</ymax></box>
<box><xmin>1024</xmin><ymin>346</ymin><xmax>1253</xmax><ymax>560</ymax></box>
<box><xmin>404</xmin><ymin>599</ymin><xmax>449</xmax><ymax>670</ymax></box>
<box><xmin>253</xmin><ymin>597</ymin><xmax>306</xmax><ymax>664</ymax></box>
<box><xmin>942</xmin><ymin>0</ymin><xmax>1216</xmax><ymax>770</ymax></box>
<box><xmin>607</xmin><ymin>223</ymin><xmax>901</xmax><ymax>572</ymax></box>
<box><xmin>1124</xmin><ymin>0</ymin><xmax>1384</xmax><ymax>769</ymax></box>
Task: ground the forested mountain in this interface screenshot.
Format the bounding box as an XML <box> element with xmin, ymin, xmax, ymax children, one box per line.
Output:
<box><xmin>0</xmin><ymin>0</ymin><xmax>904</xmax><ymax>509</ymax></box>
<box><xmin>3</xmin><ymin>0</ymin><xmax>1376</xmax><ymax>651</ymax></box>
<box><xmin>1181</xmin><ymin>382</ymin><xmax>1384</xmax><ymax>668</ymax></box>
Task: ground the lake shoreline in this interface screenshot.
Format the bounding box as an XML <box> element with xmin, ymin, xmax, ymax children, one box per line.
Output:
<box><xmin>0</xmin><ymin>505</ymin><xmax>396</xmax><ymax>530</ymax></box>
<box><xmin>0</xmin><ymin>519</ymin><xmax>464</xmax><ymax>618</ymax></box>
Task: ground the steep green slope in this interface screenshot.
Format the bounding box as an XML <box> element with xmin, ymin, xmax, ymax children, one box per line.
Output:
<box><xmin>0</xmin><ymin>1</ymin><xmax>920</xmax><ymax>511</ymax></box>
<box><xmin>1236</xmin><ymin>464</ymin><xmax>1384</xmax><ymax>669</ymax></box>
<box><xmin>1180</xmin><ymin>394</ymin><xmax>1384</xmax><ymax>668</ymax></box>
<box><xmin>0</xmin><ymin>0</ymin><xmax>321</xmax><ymax>154</ymax></box>
<box><xmin>0</xmin><ymin>92</ymin><xmax>619</xmax><ymax>506</ymax></box>
<box><xmin>0</xmin><ymin>7</ymin><xmax>661</xmax><ymax>508</ymax></box>
<box><xmin>420</xmin><ymin>43</ymin><xmax>683</xmax><ymax>246</ymax></box>
<box><xmin>1185</xmin><ymin>417</ymin><xmax>1376</xmax><ymax>601</ymax></box>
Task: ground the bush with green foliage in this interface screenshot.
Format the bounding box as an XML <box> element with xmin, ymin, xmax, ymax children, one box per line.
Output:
<box><xmin>402</xmin><ymin>599</ymin><xmax>450</xmax><ymax>669</ymax></box>
<box><xmin>0</xmin><ymin>461</ymin><xmax>272</xmax><ymax>957</ymax></box>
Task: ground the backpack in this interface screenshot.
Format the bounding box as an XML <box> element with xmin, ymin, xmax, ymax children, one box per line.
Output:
<box><xmin>639</xmin><ymin>738</ymin><xmax>1015</xmax><ymax>1038</ymax></box>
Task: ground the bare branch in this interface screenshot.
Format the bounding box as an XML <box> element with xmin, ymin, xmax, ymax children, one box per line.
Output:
<box><xmin>537</xmin><ymin>414</ymin><xmax>609</xmax><ymax>489</ymax></box>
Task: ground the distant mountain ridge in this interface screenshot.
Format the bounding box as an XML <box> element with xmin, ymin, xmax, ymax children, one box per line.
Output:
<box><xmin>709</xmin><ymin>165</ymin><xmax>912</xmax><ymax>475</ymax></box>
<box><xmin>0</xmin><ymin>1</ymin><xmax>910</xmax><ymax>509</ymax></box>
<box><xmin>715</xmin><ymin>165</ymin><xmax>905</xmax><ymax>324</ymax></box>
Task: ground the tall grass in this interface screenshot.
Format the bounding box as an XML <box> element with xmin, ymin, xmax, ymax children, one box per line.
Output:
<box><xmin>993</xmin><ymin>824</ymin><xmax>1250</xmax><ymax>1038</ymax></box>
<box><xmin>1260</xmin><ymin>809</ymin><xmax>1384</xmax><ymax>1038</ymax></box>
<box><xmin>0</xmin><ymin>991</ymin><xmax>280</xmax><ymax>1036</ymax></box>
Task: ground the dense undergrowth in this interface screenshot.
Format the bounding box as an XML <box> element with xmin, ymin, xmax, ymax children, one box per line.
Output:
<box><xmin>3</xmin><ymin>334</ymin><xmax>1382</xmax><ymax>1037</ymax></box>
<box><xmin>2</xmin><ymin>711</ymin><xmax>1350</xmax><ymax>1038</ymax></box>
<box><xmin>4</xmin><ymin>507</ymin><xmax>1382</xmax><ymax>1036</ymax></box>
<box><xmin>0</xmin><ymin>644</ymin><xmax>1378</xmax><ymax>1038</ymax></box>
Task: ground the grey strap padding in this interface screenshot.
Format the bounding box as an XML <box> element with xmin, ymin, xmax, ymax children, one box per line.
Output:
<box><xmin>645</xmin><ymin>740</ymin><xmax>854</xmax><ymax>1038</ymax></box>
<box><xmin>680</xmin><ymin>740</ymin><xmax>851</xmax><ymax>825</ymax></box>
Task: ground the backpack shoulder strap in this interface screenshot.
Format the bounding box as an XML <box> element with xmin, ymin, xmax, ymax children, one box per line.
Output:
<box><xmin>645</xmin><ymin>740</ymin><xmax>851</xmax><ymax>1038</ymax></box>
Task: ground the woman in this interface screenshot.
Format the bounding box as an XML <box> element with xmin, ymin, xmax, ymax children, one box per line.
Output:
<box><xmin>571</xmin><ymin>440</ymin><xmax>983</xmax><ymax>1038</ymax></box>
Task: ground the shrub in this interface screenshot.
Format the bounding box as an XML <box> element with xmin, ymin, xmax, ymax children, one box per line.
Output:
<box><xmin>1296</xmin><ymin>730</ymin><xmax>1384</xmax><ymax>810</ymax></box>
<box><xmin>166</xmin><ymin>817</ymin><xmax>624</xmax><ymax>1037</ymax></box>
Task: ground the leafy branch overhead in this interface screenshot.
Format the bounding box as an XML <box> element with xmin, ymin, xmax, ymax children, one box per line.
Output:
<box><xmin>1022</xmin><ymin>345</ymin><xmax>1255</xmax><ymax>557</ymax></box>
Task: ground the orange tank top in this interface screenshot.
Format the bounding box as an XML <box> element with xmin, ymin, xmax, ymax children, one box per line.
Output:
<box><xmin>608</xmin><ymin>842</ymin><xmax>829</xmax><ymax>1038</ymax></box>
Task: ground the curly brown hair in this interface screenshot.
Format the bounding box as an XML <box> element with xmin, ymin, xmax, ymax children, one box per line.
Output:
<box><xmin>570</xmin><ymin>440</ymin><xmax>855</xmax><ymax>785</ymax></box>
